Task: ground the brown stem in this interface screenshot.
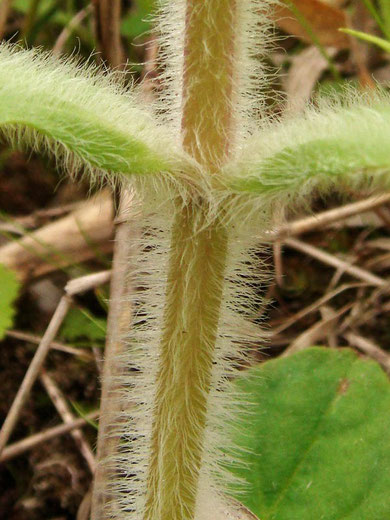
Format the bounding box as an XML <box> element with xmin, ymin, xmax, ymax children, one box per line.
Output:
<box><xmin>92</xmin><ymin>0</ymin><xmax>124</xmax><ymax>69</ymax></box>
<box><xmin>91</xmin><ymin>192</ymin><xmax>140</xmax><ymax>519</ymax></box>
<box><xmin>144</xmin><ymin>1</ymin><xmax>237</xmax><ymax>519</ymax></box>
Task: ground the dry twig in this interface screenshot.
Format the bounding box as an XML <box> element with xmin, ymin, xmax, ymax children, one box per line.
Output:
<box><xmin>282</xmin><ymin>304</ymin><xmax>352</xmax><ymax>357</ymax></box>
<box><xmin>40</xmin><ymin>372</ymin><xmax>96</xmax><ymax>472</ymax></box>
<box><xmin>0</xmin><ymin>295</ymin><xmax>72</xmax><ymax>455</ymax></box>
<box><xmin>284</xmin><ymin>237</ymin><xmax>388</xmax><ymax>287</ymax></box>
<box><xmin>273</xmin><ymin>193</ymin><xmax>390</xmax><ymax>239</ymax></box>
<box><xmin>0</xmin><ymin>411</ymin><xmax>99</xmax><ymax>463</ymax></box>
<box><xmin>345</xmin><ymin>332</ymin><xmax>390</xmax><ymax>375</ymax></box>
<box><xmin>0</xmin><ymin>191</ymin><xmax>113</xmax><ymax>282</ymax></box>
<box><xmin>53</xmin><ymin>4</ymin><xmax>93</xmax><ymax>55</ymax></box>
<box><xmin>0</xmin><ymin>269</ymin><xmax>111</xmax><ymax>456</ymax></box>
<box><xmin>6</xmin><ymin>329</ymin><xmax>93</xmax><ymax>360</ymax></box>
<box><xmin>272</xmin><ymin>282</ymin><xmax>366</xmax><ymax>336</ymax></box>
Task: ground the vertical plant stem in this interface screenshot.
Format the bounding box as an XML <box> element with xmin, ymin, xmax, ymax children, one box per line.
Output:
<box><xmin>144</xmin><ymin>208</ymin><xmax>228</xmax><ymax>520</ymax></box>
<box><xmin>144</xmin><ymin>1</ymin><xmax>237</xmax><ymax>519</ymax></box>
<box><xmin>90</xmin><ymin>3</ymin><xmax>129</xmax><ymax>517</ymax></box>
<box><xmin>92</xmin><ymin>0</ymin><xmax>124</xmax><ymax>67</ymax></box>
<box><xmin>91</xmin><ymin>193</ymin><xmax>139</xmax><ymax>519</ymax></box>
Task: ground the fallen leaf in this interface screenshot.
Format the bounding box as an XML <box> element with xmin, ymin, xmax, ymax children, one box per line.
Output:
<box><xmin>275</xmin><ymin>0</ymin><xmax>350</xmax><ymax>49</ymax></box>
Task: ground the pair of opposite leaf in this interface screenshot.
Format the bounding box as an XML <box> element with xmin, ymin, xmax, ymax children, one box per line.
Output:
<box><xmin>2</xmin><ymin>42</ymin><xmax>390</xmax><ymax>210</ymax></box>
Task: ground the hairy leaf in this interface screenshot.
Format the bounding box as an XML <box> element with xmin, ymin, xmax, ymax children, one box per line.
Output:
<box><xmin>0</xmin><ymin>44</ymin><xmax>177</xmax><ymax>180</ymax></box>
<box><xmin>0</xmin><ymin>264</ymin><xmax>20</xmax><ymax>340</ymax></box>
<box><xmin>227</xmin><ymin>94</ymin><xmax>390</xmax><ymax>202</ymax></box>
<box><xmin>228</xmin><ymin>348</ymin><xmax>390</xmax><ymax>520</ymax></box>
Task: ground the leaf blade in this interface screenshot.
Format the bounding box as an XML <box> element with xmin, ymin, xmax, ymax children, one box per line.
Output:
<box><xmin>0</xmin><ymin>43</ymin><xmax>177</xmax><ymax>179</ymax></box>
<box><xmin>339</xmin><ymin>28</ymin><xmax>390</xmax><ymax>54</ymax></box>
<box><xmin>227</xmin><ymin>93</ymin><xmax>390</xmax><ymax>202</ymax></box>
<box><xmin>228</xmin><ymin>348</ymin><xmax>390</xmax><ymax>520</ymax></box>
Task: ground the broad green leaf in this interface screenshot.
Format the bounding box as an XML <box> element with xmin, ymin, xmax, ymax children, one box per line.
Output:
<box><xmin>228</xmin><ymin>347</ymin><xmax>390</xmax><ymax>520</ymax></box>
<box><xmin>339</xmin><ymin>28</ymin><xmax>390</xmax><ymax>54</ymax></box>
<box><xmin>60</xmin><ymin>307</ymin><xmax>106</xmax><ymax>343</ymax></box>
<box><xmin>0</xmin><ymin>264</ymin><xmax>20</xmax><ymax>340</ymax></box>
<box><xmin>227</xmin><ymin>94</ymin><xmax>390</xmax><ymax>199</ymax></box>
<box><xmin>0</xmin><ymin>44</ymin><xmax>178</xmax><ymax>179</ymax></box>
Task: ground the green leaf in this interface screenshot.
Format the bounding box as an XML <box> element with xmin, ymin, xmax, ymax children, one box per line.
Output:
<box><xmin>339</xmin><ymin>28</ymin><xmax>390</xmax><ymax>54</ymax></box>
<box><xmin>70</xmin><ymin>401</ymin><xmax>98</xmax><ymax>430</ymax></box>
<box><xmin>0</xmin><ymin>44</ymin><xmax>178</xmax><ymax>179</ymax></box>
<box><xmin>228</xmin><ymin>347</ymin><xmax>390</xmax><ymax>520</ymax></box>
<box><xmin>0</xmin><ymin>264</ymin><xmax>20</xmax><ymax>340</ymax></box>
<box><xmin>121</xmin><ymin>0</ymin><xmax>156</xmax><ymax>39</ymax></box>
<box><xmin>232</xmin><ymin>137</ymin><xmax>386</xmax><ymax>194</ymax></box>
<box><xmin>359</xmin><ymin>0</ymin><xmax>389</xmax><ymax>39</ymax></box>
<box><xmin>227</xmin><ymin>94</ymin><xmax>390</xmax><ymax>200</ymax></box>
<box><xmin>60</xmin><ymin>307</ymin><xmax>106</xmax><ymax>343</ymax></box>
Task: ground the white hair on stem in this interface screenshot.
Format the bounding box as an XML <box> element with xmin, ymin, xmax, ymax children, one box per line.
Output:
<box><xmin>153</xmin><ymin>0</ymin><xmax>277</xmax><ymax>152</ymax></box>
<box><xmin>95</xmin><ymin>188</ymin><xmax>272</xmax><ymax>520</ymax></box>
<box><xmin>94</xmin><ymin>1</ymin><xmax>278</xmax><ymax>519</ymax></box>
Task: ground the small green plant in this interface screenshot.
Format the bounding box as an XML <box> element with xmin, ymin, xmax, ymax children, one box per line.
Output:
<box><xmin>1</xmin><ymin>1</ymin><xmax>390</xmax><ymax>519</ymax></box>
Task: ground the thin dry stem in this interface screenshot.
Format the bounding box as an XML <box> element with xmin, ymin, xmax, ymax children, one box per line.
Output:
<box><xmin>282</xmin><ymin>303</ymin><xmax>352</xmax><ymax>356</ymax></box>
<box><xmin>0</xmin><ymin>411</ymin><xmax>99</xmax><ymax>463</ymax></box>
<box><xmin>6</xmin><ymin>329</ymin><xmax>93</xmax><ymax>359</ymax></box>
<box><xmin>53</xmin><ymin>4</ymin><xmax>93</xmax><ymax>56</ymax></box>
<box><xmin>0</xmin><ymin>295</ymin><xmax>72</xmax><ymax>455</ymax></box>
<box><xmin>272</xmin><ymin>282</ymin><xmax>366</xmax><ymax>336</ymax></box>
<box><xmin>0</xmin><ymin>269</ymin><xmax>111</xmax><ymax>455</ymax></box>
<box><xmin>284</xmin><ymin>237</ymin><xmax>388</xmax><ymax>287</ymax></box>
<box><xmin>273</xmin><ymin>240</ymin><xmax>283</xmax><ymax>286</ymax></box>
<box><xmin>345</xmin><ymin>332</ymin><xmax>390</xmax><ymax>375</ymax></box>
<box><xmin>40</xmin><ymin>371</ymin><xmax>96</xmax><ymax>472</ymax></box>
<box><xmin>0</xmin><ymin>192</ymin><xmax>114</xmax><ymax>282</ymax></box>
<box><xmin>273</xmin><ymin>193</ymin><xmax>390</xmax><ymax>239</ymax></box>
<box><xmin>65</xmin><ymin>269</ymin><xmax>111</xmax><ymax>295</ymax></box>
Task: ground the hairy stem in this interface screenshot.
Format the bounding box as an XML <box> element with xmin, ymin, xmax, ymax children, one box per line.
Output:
<box><xmin>144</xmin><ymin>207</ymin><xmax>228</xmax><ymax>520</ymax></box>
<box><xmin>144</xmin><ymin>1</ymin><xmax>237</xmax><ymax>519</ymax></box>
<box><xmin>181</xmin><ymin>0</ymin><xmax>236</xmax><ymax>168</ymax></box>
